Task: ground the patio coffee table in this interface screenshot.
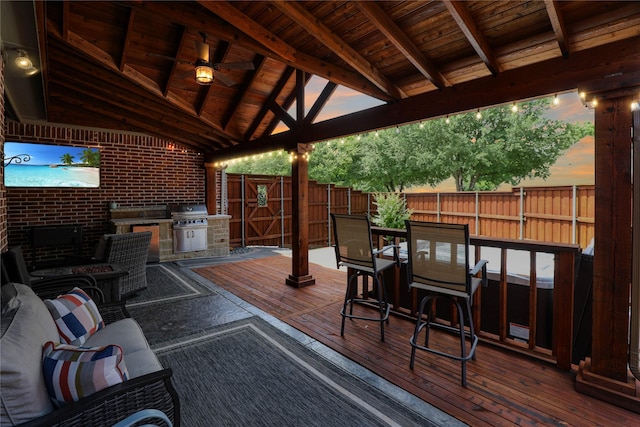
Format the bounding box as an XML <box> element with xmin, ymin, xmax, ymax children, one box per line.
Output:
<box><xmin>32</xmin><ymin>263</ymin><xmax>127</xmax><ymax>303</ymax></box>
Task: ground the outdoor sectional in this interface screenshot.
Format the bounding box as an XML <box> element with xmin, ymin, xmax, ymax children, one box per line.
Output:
<box><xmin>0</xmin><ymin>281</ymin><xmax>180</xmax><ymax>426</ymax></box>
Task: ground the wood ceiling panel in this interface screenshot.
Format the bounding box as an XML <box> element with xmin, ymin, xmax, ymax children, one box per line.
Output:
<box><xmin>22</xmin><ymin>0</ymin><xmax>639</xmax><ymax>158</ymax></box>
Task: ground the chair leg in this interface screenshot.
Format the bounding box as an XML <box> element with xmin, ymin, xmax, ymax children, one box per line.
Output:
<box><xmin>341</xmin><ymin>273</ymin><xmax>358</xmax><ymax>336</ymax></box>
<box><xmin>410</xmin><ymin>295</ymin><xmax>430</xmax><ymax>369</ymax></box>
<box><xmin>373</xmin><ymin>273</ymin><xmax>385</xmax><ymax>342</ymax></box>
<box><xmin>454</xmin><ymin>299</ymin><xmax>468</xmax><ymax>387</ymax></box>
<box><xmin>465</xmin><ymin>299</ymin><xmax>477</xmax><ymax>362</ymax></box>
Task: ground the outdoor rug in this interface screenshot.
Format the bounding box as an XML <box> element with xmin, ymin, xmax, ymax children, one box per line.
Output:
<box><xmin>153</xmin><ymin>316</ymin><xmax>442</xmax><ymax>427</ymax></box>
<box><xmin>126</xmin><ymin>263</ymin><xmax>215</xmax><ymax>307</ymax></box>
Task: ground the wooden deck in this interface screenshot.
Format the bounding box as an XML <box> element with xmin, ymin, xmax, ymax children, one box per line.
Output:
<box><xmin>194</xmin><ymin>254</ymin><xmax>640</xmax><ymax>426</ymax></box>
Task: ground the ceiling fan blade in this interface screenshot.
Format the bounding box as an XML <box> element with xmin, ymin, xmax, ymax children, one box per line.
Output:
<box><xmin>147</xmin><ymin>53</ymin><xmax>193</xmax><ymax>65</ymax></box>
<box><xmin>215</xmin><ymin>73</ymin><xmax>237</xmax><ymax>87</ymax></box>
<box><xmin>214</xmin><ymin>62</ymin><xmax>255</xmax><ymax>71</ymax></box>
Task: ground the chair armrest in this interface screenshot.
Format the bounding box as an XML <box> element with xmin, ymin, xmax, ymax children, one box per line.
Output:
<box><xmin>470</xmin><ymin>259</ymin><xmax>489</xmax><ymax>287</ymax></box>
<box><xmin>19</xmin><ymin>369</ymin><xmax>180</xmax><ymax>427</ymax></box>
<box><xmin>33</xmin><ymin>281</ymin><xmax>107</xmax><ymax>304</ymax></box>
<box><xmin>374</xmin><ymin>244</ymin><xmax>401</xmax><ymax>265</ymax></box>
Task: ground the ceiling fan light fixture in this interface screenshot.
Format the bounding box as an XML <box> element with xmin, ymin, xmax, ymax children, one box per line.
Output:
<box><xmin>195</xmin><ymin>60</ymin><xmax>214</xmax><ymax>85</ymax></box>
<box><xmin>15</xmin><ymin>49</ymin><xmax>33</xmax><ymax>70</ymax></box>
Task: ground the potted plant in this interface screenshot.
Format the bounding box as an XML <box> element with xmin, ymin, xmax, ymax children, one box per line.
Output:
<box><xmin>371</xmin><ymin>193</ymin><xmax>412</xmax><ymax>244</ymax></box>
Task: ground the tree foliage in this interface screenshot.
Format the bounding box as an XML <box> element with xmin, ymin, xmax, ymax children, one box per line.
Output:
<box><xmin>225</xmin><ymin>97</ymin><xmax>593</xmax><ymax>192</ymax></box>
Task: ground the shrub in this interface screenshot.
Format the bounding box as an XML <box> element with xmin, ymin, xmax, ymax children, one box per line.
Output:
<box><xmin>371</xmin><ymin>193</ymin><xmax>412</xmax><ymax>229</ymax></box>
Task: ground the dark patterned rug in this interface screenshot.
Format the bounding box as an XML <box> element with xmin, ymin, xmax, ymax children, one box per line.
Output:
<box><xmin>126</xmin><ymin>263</ymin><xmax>215</xmax><ymax>307</ymax></box>
<box><xmin>152</xmin><ymin>316</ymin><xmax>445</xmax><ymax>427</ymax></box>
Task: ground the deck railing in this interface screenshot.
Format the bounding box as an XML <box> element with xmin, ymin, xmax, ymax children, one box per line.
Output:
<box><xmin>225</xmin><ymin>174</ymin><xmax>590</xmax><ymax>369</ymax></box>
<box><xmin>371</xmin><ymin>226</ymin><xmax>581</xmax><ymax>370</ymax></box>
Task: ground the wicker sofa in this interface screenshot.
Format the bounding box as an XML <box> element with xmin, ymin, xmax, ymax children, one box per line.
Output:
<box><xmin>0</xmin><ymin>281</ymin><xmax>180</xmax><ymax>426</ymax></box>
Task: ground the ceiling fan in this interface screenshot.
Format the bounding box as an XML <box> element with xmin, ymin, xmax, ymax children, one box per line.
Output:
<box><xmin>149</xmin><ymin>32</ymin><xmax>254</xmax><ymax>86</ymax></box>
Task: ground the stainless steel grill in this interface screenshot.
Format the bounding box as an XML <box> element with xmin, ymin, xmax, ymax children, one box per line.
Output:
<box><xmin>170</xmin><ymin>204</ymin><xmax>209</xmax><ymax>253</ymax></box>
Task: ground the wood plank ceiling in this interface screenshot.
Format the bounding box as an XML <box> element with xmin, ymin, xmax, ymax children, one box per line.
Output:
<box><xmin>14</xmin><ymin>1</ymin><xmax>640</xmax><ymax>161</ymax></box>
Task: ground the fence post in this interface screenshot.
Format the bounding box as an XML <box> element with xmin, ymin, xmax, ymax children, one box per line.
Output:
<box><xmin>328</xmin><ymin>184</ymin><xmax>332</xmax><ymax>246</ymax></box>
<box><xmin>347</xmin><ymin>187</ymin><xmax>351</xmax><ymax>214</ymax></box>
<box><xmin>281</xmin><ymin>176</ymin><xmax>285</xmax><ymax>248</ymax></box>
<box><xmin>437</xmin><ymin>192</ymin><xmax>441</xmax><ymax>222</ymax></box>
<box><xmin>241</xmin><ymin>175</ymin><xmax>246</xmax><ymax>247</ymax></box>
<box><xmin>475</xmin><ymin>192</ymin><xmax>479</xmax><ymax>235</ymax></box>
<box><xmin>519</xmin><ymin>187</ymin><xmax>524</xmax><ymax>240</ymax></box>
<box><xmin>572</xmin><ymin>185</ymin><xmax>577</xmax><ymax>244</ymax></box>
<box><xmin>367</xmin><ymin>193</ymin><xmax>371</xmax><ymax>216</ymax></box>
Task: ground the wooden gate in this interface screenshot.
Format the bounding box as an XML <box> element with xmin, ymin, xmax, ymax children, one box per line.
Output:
<box><xmin>227</xmin><ymin>174</ymin><xmax>292</xmax><ymax>247</ymax></box>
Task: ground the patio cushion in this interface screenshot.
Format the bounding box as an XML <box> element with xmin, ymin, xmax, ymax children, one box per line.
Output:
<box><xmin>42</xmin><ymin>341</ymin><xmax>129</xmax><ymax>407</ymax></box>
<box><xmin>44</xmin><ymin>287</ymin><xmax>105</xmax><ymax>346</ymax></box>
<box><xmin>1</xmin><ymin>283</ymin><xmax>59</xmax><ymax>425</ymax></box>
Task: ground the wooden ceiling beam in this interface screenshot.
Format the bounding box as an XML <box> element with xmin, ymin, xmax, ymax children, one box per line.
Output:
<box><xmin>207</xmin><ymin>35</ymin><xmax>640</xmax><ymax>161</ymax></box>
<box><xmin>119</xmin><ymin>8</ymin><xmax>135</xmax><ymax>72</ymax></box>
<box><xmin>193</xmin><ymin>0</ymin><xmax>392</xmax><ymax>101</ymax></box>
<box><xmin>544</xmin><ymin>0</ymin><xmax>571</xmax><ymax>58</ymax></box>
<box><xmin>45</xmin><ymin>23</ymin><xmax>241</xmax><ymax>144</ymax></box>
<box><xmin>221</xmin><ymin>55</ymin><xmax>266</xmax><ymax>130</ymax></box>
<box><xmin>244</xmin><ymin>66</ymin><xmax>295</xmax><ymax>141</ymax></box>
<box><xmin>264</xmin><ymin>72</ymin><xmax>312</xmax><ymax>136</ymax></box>
<box><xmin>304</xmin><ymin>81</ymin><xmax>337</xmax><ymax>127</ymax></box>
<box><xmin>356</xmin><ymin>1</ymin><xmax>450</xmax><ymax>90</ymax></box>
<box><xmin>49</xmin><ymin>82</ymin><xmax>219</xmax><ymax>151</ymax></box>
<box><xmin>165</xmin><ymin>27</ymin><xmax>189</xmax><ymax>98</ymax></box>
<box><xmin>443</xmin><ymin>0</ymin><xmax>501</xmax><ymax>75</ymax></box>
<box><xmin>273</xmin><ymin>1</ymin><xmax>405</xmax><ymax>100</ymax></box>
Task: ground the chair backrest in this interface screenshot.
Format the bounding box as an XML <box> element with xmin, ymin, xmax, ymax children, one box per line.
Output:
<box><xmin>98</xmin><ymin>232</ymin><xmax>151</xmax><ymax>297</ymax></box>
<box><xmin>2</xmin><ymin>246</ymin><xmax>34</xmax><ymax>286</ymax></box>
<box><xmin>405</xmin><ymin>220</ymin><xmax>471</xmax><ymax>295</ymax></box>
<box><xmin>331</xmin><ymin>214</ymin><xmax>376</xmax><ymax>270</ymax></box>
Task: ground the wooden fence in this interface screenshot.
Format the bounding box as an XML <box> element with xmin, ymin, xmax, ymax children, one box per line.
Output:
<box><xmin>225</xmin><ymin>173</ymin><xmax>595</xmax><ymax>250</ymax></box>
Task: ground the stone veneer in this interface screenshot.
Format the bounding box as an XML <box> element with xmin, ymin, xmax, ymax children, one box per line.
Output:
<box><xmin>109</xmin><ymin>206</ymin><xmax>229</xmax><ymax>261</ymax></box>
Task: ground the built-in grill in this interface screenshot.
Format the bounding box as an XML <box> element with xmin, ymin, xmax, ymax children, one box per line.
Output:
<box><xmin>170</xmin><ymin>204</ymin><xmax>209</xmax><ymax>253</ymax></box>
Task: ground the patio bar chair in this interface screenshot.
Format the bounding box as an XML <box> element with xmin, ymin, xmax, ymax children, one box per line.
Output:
<box><xmin>330</xmin><ymin>214</ymin><xmax>399</xmax><ymax>342</ymax></box>
<box><xmin>405</xmin><ymin>220</ymin><xmax>488</xmax><ymax>386</ymax></box>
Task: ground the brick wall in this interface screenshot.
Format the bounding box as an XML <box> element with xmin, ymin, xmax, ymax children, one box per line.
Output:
<box><xmin>5</xmin><ymin>121</ymin><xmax>205</xmax><ymax>267</ymax></box>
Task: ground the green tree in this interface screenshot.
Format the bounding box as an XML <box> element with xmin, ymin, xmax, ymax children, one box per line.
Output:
<box><xmin>226</xmin><ymin>151</ymin><xmax>290</xmax><ymax>175</ymax></box>
<box><xmin>80</xmin><ymin>148</ymin><xmax>101</xmax><ymax>167</ymax></box>
<box><xmin>222</xmin><ymin>97</ymin><xmax>592</xmax><ymax>192</ymax></box>
<box><xmin>60</xmin><ymin>153</ymin><xmax>74</xmax><ymax>165</ymax></box>
<box><xmin>415</xmin><ymin>99</ymin><xmax>592</xmax><ymax>190</ymax></box>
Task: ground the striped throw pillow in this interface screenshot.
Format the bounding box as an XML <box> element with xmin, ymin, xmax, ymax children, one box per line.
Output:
<box><xmin>44</xmin><ymin>287</ymin><xmax>105</xmax><ymax>346</ymax></box>
<box><xmin>42</xmin><ymin>341</ymin><xmax>129</xmax><ymax>407</ymax></box>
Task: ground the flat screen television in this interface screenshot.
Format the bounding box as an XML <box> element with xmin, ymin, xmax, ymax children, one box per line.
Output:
<box><xmin>3</xmin><ymin>141</ymin><xmax>100</xmax><ymax>188</ymax></box>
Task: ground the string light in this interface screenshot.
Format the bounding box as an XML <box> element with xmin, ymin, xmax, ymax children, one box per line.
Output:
<box><xmin>445</xmin><ymin>116</ymin><xmax>450</xmax><ymax>124</ymax></box>
<box><xmin>553</xmin><ymin>94</ymin><xmax>560</xmax><ymax>106</ymax></box>
<box><xmin>475</xmin><ymin>110</ymin><xmax>482</xmax><ymax>120</ymax></box>
<box><xmin>419</xmin><ymin>121</ymin><xmax>424</xmax><ymax>128</ymax></box>
<box><xmin>511</xmin><ymin>103</ymin><xmax>518</xmax><ymax>112</ymax></box>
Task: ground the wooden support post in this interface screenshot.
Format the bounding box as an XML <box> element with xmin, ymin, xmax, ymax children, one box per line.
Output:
<box><xmin>286</xmin><ymin>143</ymin><xmax>316</xmax><ymax>288</ymax></box>
<box><xmin>575</xmin><ymin>81</ymin><xmax>639</xmax><ymax>412</ymax></box>
<box><xmin>204</xmin><ymin>163</ymin><xmax>218</xmax><ymax>215</ymax></box>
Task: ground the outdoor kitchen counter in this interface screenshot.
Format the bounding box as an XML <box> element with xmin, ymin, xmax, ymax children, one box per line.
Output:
<box><xmin>108</xmin><ymin>213</ymin><xmax>230</xmax><ymax>261</ymax></box>
<box><xmin>109</xmin><ymin>217</ymin><xmax>173</xmax><ymax>226</ymax></box>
